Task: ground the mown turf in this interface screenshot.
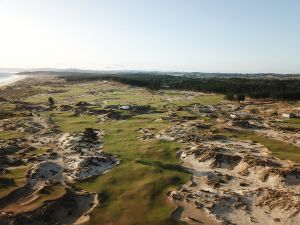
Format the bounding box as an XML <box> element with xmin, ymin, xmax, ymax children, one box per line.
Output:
<box><xmin>54</xmin><ymin>112</ymin><xmax>99</xmax><ymax>132</ymax></box>
<box><xmin>55</xmin><ymin>112</ymin><xmax>189</xmax><ymax>225</ymax></box>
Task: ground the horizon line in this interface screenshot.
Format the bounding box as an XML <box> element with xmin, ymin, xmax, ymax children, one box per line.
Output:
<box><xmin>1</xmin><ymin>67</ymin><xmax>300</xmax><ymax>75</ymax></box>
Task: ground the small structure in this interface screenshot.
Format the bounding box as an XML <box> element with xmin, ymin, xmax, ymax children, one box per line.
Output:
<box><xmin>230</xmin><ymin>114</ymin><xmax>237</xmax><ymax>119</ymax></box>
<box><xmin>119</xmin><ymin>105</ymin><xmax>131</xmax><ymax>110</ymax></box>
<box><xmin>282</xmin><ymin>113</ymin><xmax>296</xmax><ymax>118</ymax></box>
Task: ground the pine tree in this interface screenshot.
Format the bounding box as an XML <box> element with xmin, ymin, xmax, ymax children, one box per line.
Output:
<box><xmin>48</xmin><ymin>97</ymin><xmax>55</xmax><ymax>109</ymax></box>
<box><xmin>82</xmin><ymin>128</ymin><xmax>98</xmax><ymax>143</ymax></box>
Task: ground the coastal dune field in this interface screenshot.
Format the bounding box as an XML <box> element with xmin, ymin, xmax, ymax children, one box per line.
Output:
<box><xmin>1</xmin><ymin>1</ymin><xmax>300</xmax><ymax>224</ymax></box>
<box><xmin>0</xmin><ymin>76</ymin><xmax>299</xmax><ymax>225</ymax></box>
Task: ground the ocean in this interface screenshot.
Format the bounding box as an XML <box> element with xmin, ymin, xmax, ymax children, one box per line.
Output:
<box><xmin>0</xmin><ymin>72</ymin><xmax>15</xmax><ymax>82</ymax></box>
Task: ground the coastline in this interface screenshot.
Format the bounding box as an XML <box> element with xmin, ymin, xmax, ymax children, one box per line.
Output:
<box><xmin>0</xmin><ymin>75</ymin><xmax>27</xmax><ymax>87</ymax></box>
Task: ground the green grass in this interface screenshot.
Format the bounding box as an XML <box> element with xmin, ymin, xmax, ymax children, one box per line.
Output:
<box><xmin>0</xmin><ymin>166</ymin><xmax>28</xmax><ymax>198</ymax></box>
<box><xmin>23</xmin><ymin>185</ymin><xmax>66</xmax><ymax>211</ymax></box>
<box><xmin>25</xmin><ymin>81</ymin><xmax>223</xmax><ymax>112</ymax></box>
<box><xmin>54</xmin><ymin>112</ymin><xmax>99</xmax><ymax>132</ymax></box>
<box><xmin>0</xmin><ymin>131</ymin><xmax>26</xmax><ymax>140</ymax></box>
<box><xmin>223</xmin><ymin>130</ymin><xmax>300</xmax><ymax>164</ymax></box>
<box><xmin>279</xmin><ymin>118</ymin><xmax>300</xmax><ymax>129</ymax></box>
<box><xmin>54</xmin><ymin>112</ymin><xmax>188</xmax><ymax>225</ymax></box>
<box><xmin>173</xmin><ymin>94</ymin><xmax>224</xmax><ymax>106</ymax></box>
<box><xmin>27</xmin><ymin>148</ymin><xmax>48</xmax><ymax>156</ymax></box>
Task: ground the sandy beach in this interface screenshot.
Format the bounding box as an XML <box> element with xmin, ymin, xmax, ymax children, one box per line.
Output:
<box><xmin>0</xmin><ymin>75</ymin><xmax>27</xmax><ymax>87</ymax></box>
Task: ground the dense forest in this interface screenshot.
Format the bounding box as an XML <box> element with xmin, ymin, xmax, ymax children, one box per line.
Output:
<box><xmin>21</xmin><ymin>71</ymin><xmax>300</xmax><ymax>100</ymax></box>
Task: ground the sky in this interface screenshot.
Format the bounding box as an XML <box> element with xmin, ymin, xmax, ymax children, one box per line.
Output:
<box><xmin>0</xmin><ymin>0</ymin><xmax>300</xmax><ymax>73</ymax></box>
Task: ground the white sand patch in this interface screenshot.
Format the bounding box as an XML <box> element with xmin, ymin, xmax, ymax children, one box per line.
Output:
<box><xmin>166</xmin><ymin>121</ymin><xmax>300</xmax><ymax>225</ymax></box>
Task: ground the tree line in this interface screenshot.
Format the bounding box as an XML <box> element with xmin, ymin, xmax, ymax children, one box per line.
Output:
<box><xmin>58</xmin><ymin>72</ymin><xmax>300</xmax><ymax>100</ymax></box>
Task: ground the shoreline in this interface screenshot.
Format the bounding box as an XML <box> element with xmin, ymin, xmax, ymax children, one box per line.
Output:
<box><xmin>0</xmin><ymin>75</ymin><xmax>28</xmax><ymax>87</ymax></box>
